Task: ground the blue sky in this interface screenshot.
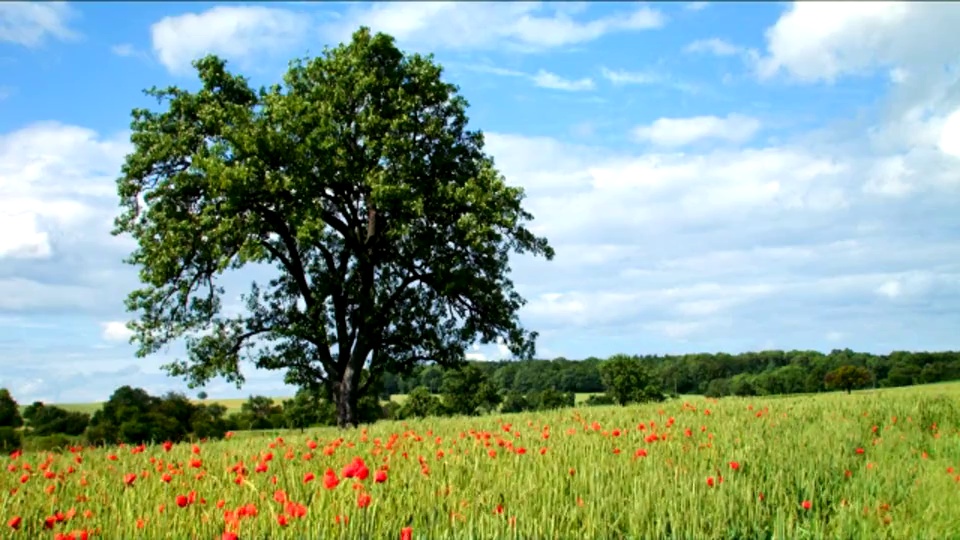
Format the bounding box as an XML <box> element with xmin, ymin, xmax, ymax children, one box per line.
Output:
<box><xmin>2</xmin><ymin>1</ymin><xmax>960</xmax><ymax>404</ymax></box>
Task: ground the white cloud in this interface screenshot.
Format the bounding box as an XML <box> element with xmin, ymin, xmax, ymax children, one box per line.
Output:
<box><xmin>632</xmin><ymin>114</ymin><xmax>762</xmax><ymax>147</ymax></box>
<box><xmin>599</xmin><ymin>67</ymin><xmax>660</xmax><ymax>86</ymax></box>
<box><xmin>876</xmin><ymin>280</ymin><xmax>902</xmax><ymax>299</ymax></box>
<box><xmin>0</xmin><ymin>212</ymin><xmax>50</xmax><ymax>259</ymax></box>
<box><xmin>101</xmin><ymin>321</ymin><xmax>133</xmax><ymax>342</ymax></box>
<box><xmin>685</xmin><ymin>38</ymin><xmax>741</xmax><ymax>56</ymax></box>
<box><xmin>0</xmin><ymin>122</ymin><xmax>131</xmax><ymax>261</ymax></box>
<box><xmin>531</xmin><ymin>69</ymin><xmax>595</xmax><ymax>92</ymax></box>
<box><xmin>0</xmin><ymin>2</ymin><xmax>79</xmax><ymax>47</ymax></box>
<box><xmin>151</xmin><ymin>6</ymin><xmax>312</xmax><ymax>75</ymax></box>
<box><xmin>110</xmin><ymin>43</ymin><xmax>149</xmax><ymax>60</ymax></box>
<box><xmin>756</xmin><ymin>3</ymin><xmax>960</xmax><ymax>83</ymax></box>
<box><xmin>826</xmin><ymin>331</ymin><xmax>845</xmax><ymax>342</ymax></box>
<box><xmin>939</xmin><ymin>108</ymin><xmax>960</xmax><ymax>158</ymax></box>
<box><xmin>685</xmin><ymin>2</ymin><xmax>709</xmax><ymax>12</ymax></box>
<box><xmin>327</xmin><ymin>3</ymin><xmax>665</xmax><ymax>52</ymax></box>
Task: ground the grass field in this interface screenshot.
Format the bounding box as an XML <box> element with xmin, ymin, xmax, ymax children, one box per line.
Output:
<box><xmin>5</xmin><ymin>383</ymin><xmax>960</xmax><ymax>539</ymax></box>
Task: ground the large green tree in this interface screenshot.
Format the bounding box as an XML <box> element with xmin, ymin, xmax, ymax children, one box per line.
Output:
<box><xmin>113</xmin><ymin>28</ymin><xmax>553</xmax><ymax>427</ymax></box>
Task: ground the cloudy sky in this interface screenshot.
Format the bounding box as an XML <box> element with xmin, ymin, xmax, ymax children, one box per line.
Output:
<box><xmin>1</xmin><ymin>1</ymin><xmax>960</xmax><ymax>403</ymax></box>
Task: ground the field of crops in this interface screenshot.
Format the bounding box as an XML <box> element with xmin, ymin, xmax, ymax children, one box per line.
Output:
<box><xmin>4</xmin><ymin>383</ymin><xmax>960</xmax><ymax>539</ymax></box>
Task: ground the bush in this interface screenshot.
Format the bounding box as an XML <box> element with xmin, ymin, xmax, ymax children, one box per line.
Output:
<box><xmin>0</xmin><ymin>427</ymin><xmax>21</xmax><ymax>452</ymax></box>
<box><xmin>22</xmin><ymin>434</ymin><xmax>78</xmax><ymax>453</ymax></box>
<box><xmin>399</xmin><ymin>387</ymin><xmax>445</xmax><ymax>419</ymax></box>
<box><xmin>530</xmin><ymin>389</ymin><xmax>575</xmax><ymax>410</ymax></box>
<box><xmin>500</xmin><ymin>391</ymin><xmax>532</xmax><ymax>413</ymax></box>
<box><xmin>381</xmin><ymin>401</ymin><xmax>402</xmax><ymax>420</ymax></box>
<box><xmin>584</xmin><ymin>394</ymin><xmax>616</xmax><ymax>406</ymax></box>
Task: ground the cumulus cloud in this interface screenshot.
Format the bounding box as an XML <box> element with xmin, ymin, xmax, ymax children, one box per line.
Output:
<box><xmin>151</xmin><ymin>6</ymin><xmax>312</xmax><ymax>75</ymax></box>
<box><xmin>101</xmin><ymin>321</ymin><xmax>133</xmax><ymax>342</ymax></box>
<box><xmin>940</xmin><ymin>108</ymin><xmax>960</xmax><ymax>158</ymax></box>
<box><xmin>632</xmin><ymin>114</ymin><xmax>762</xmax><ymax>147</ymax></box>
<box><xmin>756</xmin><ymin>3</ymin><xmax>960</xmax><ymax>83</ymax></box>
<box><xmin>0</xmin><ymin>2</ymin><xmax>80</xmax><ymax>47</ymax></box>
<box><xmin>0</xmin><ymin>122</ymin><xmax>131</xmax><ymax>262</ymax></box>
<box><xmin>483</xmin><ymin>113</ymin><xmax>960</xmax><ymax>350</ymax></box>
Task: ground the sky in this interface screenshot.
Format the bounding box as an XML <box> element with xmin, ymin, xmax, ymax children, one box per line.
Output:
<box><xmin>2</xmin><ymin>1</ymin><xmax>960</xmax><ymax>404</ymax></box>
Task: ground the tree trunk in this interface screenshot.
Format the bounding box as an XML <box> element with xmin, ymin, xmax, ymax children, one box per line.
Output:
<box><xmin>335</xmin><ymin>366</ymin><xmax>360</xmax><ymax>428</ymax></box>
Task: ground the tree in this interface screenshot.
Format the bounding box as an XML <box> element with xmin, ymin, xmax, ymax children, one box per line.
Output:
<box><xmin>113</xmin><ymin>27</ymin><xmax>553</xmax><ymax>428</ymax></box>
<box><xmin>0</xmin><ymin>389</ymin><xmax>22</xmax><ymax>428</ymax></box>
<box><xmin>824</xmin><ymin>365</ymin><xmax>873</xmax><ymax>394</ymax></box>
<box><xmin>398</xmin><ymin>387</ymin><xmax>444</xmax><ymax>419</ymax></box>
<box><xmin>598</xmin><ymin>354</ymin><xmax>661</xmax><ymax>405</ymax></box>
<box><xmin>440</xmin><ymin>363</ymin><xmax>501</xmax><ymax>416</ymax></box>
<box><xmin>197</xmin><ymin>391</ymin><xmax>208</xmax><ymax>400</ymax></box>
<box><xmin>22</xmin><ymin>403</ymin><xmax>90</xmax><ymax>437</ymax></box>
<box><xmin>239</xmin><ymin>396</ymin><xmax>284</xmax><ymax>430</ymax></box>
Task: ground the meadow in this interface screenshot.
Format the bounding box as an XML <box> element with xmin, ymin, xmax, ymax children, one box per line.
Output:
<box><xmin>4</xmin><ymin>383</ymin><xmax>960</xmax><ymax>539</ymax></box>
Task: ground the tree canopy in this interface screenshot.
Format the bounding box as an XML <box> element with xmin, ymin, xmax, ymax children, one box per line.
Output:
<box><xmin>113</xmin><ymin>27</ymin><xmax>553</xmax><ymax>427</ymax></box>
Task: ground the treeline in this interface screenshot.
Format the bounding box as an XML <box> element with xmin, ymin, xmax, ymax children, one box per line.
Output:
<box><xmin>384</xmin><ymin>349</ymin><xmax>960</xmax><ymax>398</ymax></box>
<box><xmin>0</xmin><ymin>356</ymin><xmax>662</xmax><ymax>450</ymax></box>
<box><xmin>1</xmin><ymin>349</ymin><xmax>958</xmax><ymax>450</ymax></box>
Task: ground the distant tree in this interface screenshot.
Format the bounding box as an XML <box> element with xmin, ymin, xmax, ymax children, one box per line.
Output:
<box><xmin>598</xmin><ymin>354</ymin><xmax>662</xmax><ymax>405</ymax></box>
<box><xmin>112</xmin><ymin>27</ymin><xmax>553</xmax><ymax>428</ymax></box>
<box><xmin>282</xmin><ymin>388</ymin><xmax>327</xmax><ymax>431</ymax></box>
<box><xmin>825</xmin><ymin>365</ymin><xmax>873</xmax><ymax>394</ymax></box>
<box><xmin>0</xmin><ymin>389</ymin><xmax>23</xmax><ymax>428</ymax></box>
<box><xmin>85</xmin><ymin>386</ymin><xmax>226</xmax><ymax>445</ymax></box>
<box><xmin>441</xmin><ymin>364</ymin><xmax>501</xmax><ymax>416</ymax></box>
<box><xmin>197</xmin><ymin>391</ymin><xmax>208</xmax><ymax>401</ymax></box>
<box><xmin>22</xmin><ymin>403</ymin><xmax>90</xmax><ymax>436</ymax></box>
<box><xmin>528</xmin><ymin>388</ymin><xmax>575</xmax><ymax>410</ymax></box>
<box><xmin>500</xmin><ymin>391</ymin><xmax>531</xmax><ymax>413</ymax></box>
<box><xmin>191</xmin><ymin>403</ymin><xmax>229</xmax><ymax>439</ymax></box>
<box><xmin>399</xmin><ymin>387</ymin><xmax>444</xmax><ymax>419</ymax></box>
<box><xmin>240</xmin><ymin>396</ymin><xmax>284</xmax><ymax>430</ymax></box>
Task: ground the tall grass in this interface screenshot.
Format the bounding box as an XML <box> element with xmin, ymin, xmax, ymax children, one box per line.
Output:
<box><xmin>4</xmin><ymin>383</ymin><xmax>960</xmax><ymax>539</ymax></box>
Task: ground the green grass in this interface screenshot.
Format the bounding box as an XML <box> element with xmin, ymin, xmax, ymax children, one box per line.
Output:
<box><xmin>4</xmin><ymin>382</ymin><xmax>960</xmax><ymax>538</ymax></box>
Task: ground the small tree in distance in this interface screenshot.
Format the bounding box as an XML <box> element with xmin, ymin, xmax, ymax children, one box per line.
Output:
<box><xmin>825</xmin><ymin>365</ymin><xmax>873</xmax><ymax>394</ymax></box>
<box><xmin>598</xmin><ymin>354</ymin><xmax>664</xmax><ymax>405</ymax></box>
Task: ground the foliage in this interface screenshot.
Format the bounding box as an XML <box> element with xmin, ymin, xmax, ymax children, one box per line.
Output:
<box><xmin>84</xmin><ymin>386</ymin><xmax>228</xmax><ymax>445</ymax></box>
<box><xmin>237</xmin><ymin>396</ymin><xmax>285</xmax><ymax>431</ymax></box>
<box><xmin>281</xmin><ymin>388</ymin><xmax>326</xmax><ymax>431</ymax></box>
<box><xmin>598</xmin><ymin>354</ymin><xmax>662</xmax><ymax>405</ymax></box>
<box><xmin>398</xmin><ymin>387</ymin><xmax>444</xmax><ymax>419</ymax></box>
<box><xmin>584</xmin><ymin>393</ymin><xmax>616</xmax><ymax>406</ymax></box>
<box><xmin>112</xmin><ymin>27</ymin><xmax>553</xmax><ymax>427</ymax></box>
<box><xmin>440</xmin><ymin>364</ymin><xmax>501</xmax><ymax>416</ymax></box>
<box><xmin>22</xmin><ymin>402</ymin><xmax>90</xmax><ymax>436</ymax></box>
<box><xmin>0</xmin><ymin>389</ymin><xmax>23</xmax><ymax>428</ymax></box>
<box><xmin>0</xmin><ymin>427</ymin><xmax>20</xmax><ymax>452</ymax></box>
<box><xmin>499</xmin><ymin>391</ymin><xmax>530</xmax><ymax>414</ymax></box>
<box><xmin>825</xmin><ymin>365</ymin><xmax>873</xmax><ymax>394</ymax></box>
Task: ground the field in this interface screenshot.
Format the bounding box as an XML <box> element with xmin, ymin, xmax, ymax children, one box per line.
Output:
<box><xmin>5</xmin><ymin>384</ymin><xmax>960</xmax><ymax>539</ymax></box>
<box><xmin>39</xmin><ymin>393</ymin><xmax>606</xmax><ymax>416</ymax></box>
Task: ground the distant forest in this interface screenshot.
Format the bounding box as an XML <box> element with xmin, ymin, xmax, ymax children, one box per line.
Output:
<box><xmin>3</xmin><ymin>348</ymin><xmax>958</xmax><ymax>452</ymax></box>
<box><xmin>383</xmin><ymin>349</ymin><xmax>960</xmax><ymax>398</ymax></box>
